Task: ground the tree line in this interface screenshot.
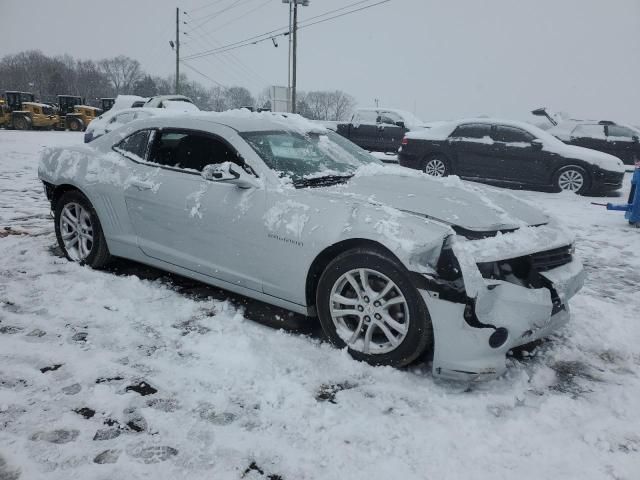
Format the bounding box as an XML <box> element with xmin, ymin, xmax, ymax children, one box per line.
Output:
<box><xmin>0</xmin><ymin>50</ymin><xmax>356</xmax><ymax>120</ymax></box>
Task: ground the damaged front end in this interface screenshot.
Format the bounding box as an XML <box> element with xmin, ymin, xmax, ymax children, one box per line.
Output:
<box><xmin>412</xmin><ymin>227</ymin><xmax>586</xmax><ymax>381</ymax></box>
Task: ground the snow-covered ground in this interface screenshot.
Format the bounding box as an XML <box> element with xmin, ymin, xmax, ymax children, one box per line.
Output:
<box><xmin>1</xmin><ymin>130</ymin><xmax>639</xmax><ymax>480</ymax></box>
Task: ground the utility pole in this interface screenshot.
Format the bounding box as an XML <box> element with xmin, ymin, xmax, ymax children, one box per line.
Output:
<box><xmin>291</xmin><ymin>2</ymin><xmax>298</xmax><ymax>113</ymax></box>
<box><xmin>287</xmin><ymin>2</ymin><xmax>292</xmax><ymax>112</ymax></box>
<box><xmin>283</xmin><ymin>1</ymin><xmax>309</xmax><ymax>114</ymax></box>
<box><xmin>175</xmin><ymin>7</ymin><xmax>180</xmax><ymax>95</ymax></box>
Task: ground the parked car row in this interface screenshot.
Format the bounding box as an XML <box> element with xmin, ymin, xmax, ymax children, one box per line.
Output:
<box><xmin>39</xmin><ymin>110</ymin><xmax>585</xmax><ymax>381</ymax></box>
<box><xmin>83</xmin><ymin>95</ymin><xmax>200</xmax><ymax>142</ymax></box>
<box><xmin>398</xmin><ymin>118</ymin><xmax>626</xmax><ymax>194</ymax></box>
<box><xmin>325</xmin><ymin>108</ymin><xmax>431</xmax><ymax>153</ymax></box>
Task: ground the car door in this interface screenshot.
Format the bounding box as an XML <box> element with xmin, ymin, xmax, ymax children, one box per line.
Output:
<box><xmin>491</xmin><ymin>125</ymin><xmax>551</xmax><ymax>185</ymax></box>
<box><xmin>446</xmin><ymin>123</ymin><xmax>496</xmax><ymax>178</ymax></box>
<box><xmin>349</xmin><ymin>110</ymin><xmax>381</xmax><ymax>151</ymax></box>
<box><xmin>568</xmin><ymin>124</ymin><xmax>607</xmax><ymax>152</ymax></box>
<box><xmin>119</xmin><ymin>127</ymin><xmax>265</xmax><ymax>293</ymax></box>
<box><xmin>605</xmin><ymin>124</ymin><xmax>640</xmax><ymax>165</ymax></box>
<box><xmin>378</xmin><ymin>111</ymin><xmax>406</xmax><ymax>152</ymax></box>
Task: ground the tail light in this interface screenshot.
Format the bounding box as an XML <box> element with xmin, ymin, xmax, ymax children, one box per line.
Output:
<box><xmin>401</xmin><ymin>136</ymin><xmax>409</xmax><ymax>146</ymax></box>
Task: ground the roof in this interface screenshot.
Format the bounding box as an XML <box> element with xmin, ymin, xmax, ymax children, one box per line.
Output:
<box><xmin>405</xmin><ymin>117</ymin><xmax>565</xmax><ymax>144</ymax></box>
<box><xmin>147</xmin><ymin>110</ymin><xmax>328</xmax><ymax>134</ymax></box>
<box><xmin>21</xmin><ymin>102</ymin><xmax>52</xmax><ymax>109</ymax></box>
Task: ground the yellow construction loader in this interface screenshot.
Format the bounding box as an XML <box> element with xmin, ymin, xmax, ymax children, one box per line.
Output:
<box><xmin>56</xmin><ymin>95</ymin><xmax>102</xmax><ymax>131</ymax></box>
<box><xmin>0</xmin><ymin>91</ymin><xmax>58</xmax><ymax>130</ymax></box>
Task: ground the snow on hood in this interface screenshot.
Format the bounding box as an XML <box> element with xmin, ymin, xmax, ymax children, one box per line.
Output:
<box><xmin>553</xmin><ymin>144</ymin><xmax>625</xmax><ymax>172</ymax></box>
<box><xmin>331</xmin><ymin>164</ymin><xmax>549</xmax><ymax>233</ymax></box>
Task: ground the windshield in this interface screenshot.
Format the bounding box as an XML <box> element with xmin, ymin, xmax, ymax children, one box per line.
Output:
<box><xmin>241</xmin><ymin>129</ymin><xmax>381</xmax><ymax>184</ymax></box>
<box><xmin>393</xmin><ymin>109</ymin><xmax>425</xmax><ymax>126</ymax></box>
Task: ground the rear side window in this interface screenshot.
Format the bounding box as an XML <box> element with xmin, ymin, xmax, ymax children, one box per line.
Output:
<box><xmin>148</xmin><ymin>131</ymin><xmax>240</xmax><ymax>172</ymax></box>
<box><xmin>112</xmin><ymin>112</ymin><xmax>135</xmax><ymax>124</ymax></box>
<box><xmin>355</xmin><ymin>111</ymin><xmax>378</xmax><ymax>124</ymax></box>
<box><xmin>450</xmin><ymin>123</ymin><xmax>492</xmax><ymax>139</ymax></box>
<box><xmin>607</xmin><ymin>125</ymin><xmax>636</xmax><ymax>139</ymax></box>
<box><xmin>493</xmin><ymin>125</ymin><xmax>535</xmax><ymax>143</ymax></box>
<box><xmin>114</xmin><ymin>129</ymin><xmax>152</xmax><ymax>161</ymax></box>
<box><xmin>379</xmin><ymin>111</ymin><xmax>402</xmax><ymax>125</ymax></box>
<box><xmin>571</xmin><ymin>124</ymin><xmax>605</xmax><ymax>139</ymax></box>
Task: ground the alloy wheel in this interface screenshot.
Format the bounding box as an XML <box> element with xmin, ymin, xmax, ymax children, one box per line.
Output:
<box><xmin>425</xmin><ymin>158</ymin><xmax>446</xmax><ymax>177</ymax></box>
<box><xmin>558</xmin><ymin>169</ymin><xmax>584</xmax><ymax>192</ymax></box>
<box><xmin>329</xmin><ymin>268</ymin><xmax>410</xmax><ymax>355</ymax></box>
<box><xmin>60</xmin><ymin>202</ymin><xmax>94</xmax><ymax>261</ymax></box>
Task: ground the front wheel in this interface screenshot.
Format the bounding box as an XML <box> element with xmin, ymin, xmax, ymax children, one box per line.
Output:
<box><xmin>68</xmin><ymin>118</ymin><xmax>83</xmax><ymax>132</ymax></box>
<box><xmin>316</xmin><ymin>248</ymin><xmax>433</xmax><ymax>367</ymax></box>
<box><xmin>54</xmin><ymin>190</ymin><xmax>112</xmax><ymax>268</ymax></box>
<box><xmin>554</xmin><ymin>165</ymin><xmax>590</xmax><ymax>194</ymax></box>
<box><xmin>424</xmin><ymin>155</ymin><xmax>449</xmax><ymax>177</ymax></box>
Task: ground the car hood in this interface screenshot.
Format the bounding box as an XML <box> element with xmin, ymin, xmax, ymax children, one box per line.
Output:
<box><xmin>323</xmin><ymin>168</ymin><xmax>549</xmax><ymax>234</ymax></box>
<box><xmin>551</xmin><ymin>143</ymin><xmax>626</xmax><ymax>172</ymax></box>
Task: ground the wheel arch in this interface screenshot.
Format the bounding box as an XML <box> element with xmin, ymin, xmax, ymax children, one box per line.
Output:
<box><xmin>552</xmin><ymin>162</ymin><xmax>592</xmax><ymax>190</ymax></box>
<box><xmin>305</xmin><ymin>238</ymin><xmax>405</xmax><ymax>313</ymax></box>
<box><xmin>49</xmin><ymin>183</ymin><xmax>91</xmax><ymax>210</ymax></box>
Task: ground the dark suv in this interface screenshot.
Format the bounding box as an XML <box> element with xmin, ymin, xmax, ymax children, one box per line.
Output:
<box><xmin>532</xmin><ymin>109</ymin><xmax>640</xmax><ymax>166</ymax></box>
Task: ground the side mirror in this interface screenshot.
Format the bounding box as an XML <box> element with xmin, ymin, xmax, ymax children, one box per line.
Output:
<box><xmin>531</xmin><ymin>138</ymin><xmax>544</xmax><ymax>150</ymax></box>
<box><xmin>201</xmin><ymin>162</ymin><xmax>259</xmax><ymax>189</ymax></box>
<box><xmin>395</xmin><ymin>121</ymin><xmax>405</xmax><ymax>128</ymax></box>
<box><xmin>632</xmin><ymin>135</ymin><xmax>639</xmax><ymax>143</ymax></box>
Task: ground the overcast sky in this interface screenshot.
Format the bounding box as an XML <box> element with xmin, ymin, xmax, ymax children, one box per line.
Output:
<box><xmin>3</xmin><ymin>0</ymin><xmax>640</xmax><ymax>124</ymax></box>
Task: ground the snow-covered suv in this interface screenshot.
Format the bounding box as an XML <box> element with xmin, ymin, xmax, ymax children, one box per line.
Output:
<box><xmin>38</xmin><ymin>111</ymin><xmax>585</xmax><ymax>380</ymax></box>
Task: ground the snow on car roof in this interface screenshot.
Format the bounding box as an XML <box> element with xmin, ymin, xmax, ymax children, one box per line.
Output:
<box><xmin>405</xmin><ymin>117</ymin><xmax>563</xmax><ymax>143</ymax></box>
<box><xmin>189</xmin><ymin>109</ymin><xmax>329</xmax><ymax>134</ymax></box>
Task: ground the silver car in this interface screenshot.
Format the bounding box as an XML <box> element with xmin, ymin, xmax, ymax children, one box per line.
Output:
<box><xmin>38</xmin><ymin>112</ymin><xmax>585</xmax><ymax>380</ymax></box>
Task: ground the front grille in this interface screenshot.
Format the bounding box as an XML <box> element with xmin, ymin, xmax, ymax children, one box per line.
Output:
<box><xmin>530</xmin><ymin>245</ymin><xmax>572</xmax><ymax>272</ymax></box>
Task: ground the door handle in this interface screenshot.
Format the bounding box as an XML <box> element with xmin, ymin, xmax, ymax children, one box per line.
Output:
<box><xmin>130</xmin><ymin>179</ymin><xmax>154</xmax><ymax>191</ymax></box>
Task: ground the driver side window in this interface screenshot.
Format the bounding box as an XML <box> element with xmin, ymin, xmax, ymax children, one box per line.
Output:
<box><xmin>148</xmin><ymin>130</ymin><xmax>243</xmax><ymax>173</ymax></box>
<box><xmin>379</xmin><ymin>111</ymin><xmax>402</xmax><ymax>125</ymax></box>
<box><xmin>114</xmin><ymin>129</ymin><xmax>153</xmax><ymax>161</ymax></box>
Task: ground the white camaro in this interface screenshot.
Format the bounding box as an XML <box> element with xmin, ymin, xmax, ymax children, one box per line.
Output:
<box><xmin>39</xmin><ymin>111</ymin><xmax>585</xmax><ymax>380</ymax></box>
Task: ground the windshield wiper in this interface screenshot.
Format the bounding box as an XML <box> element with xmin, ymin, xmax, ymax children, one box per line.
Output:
<box><xmin>294</xmin><ymin>174</ymin><xmax>354</xmax><ymax>188</ymax></box>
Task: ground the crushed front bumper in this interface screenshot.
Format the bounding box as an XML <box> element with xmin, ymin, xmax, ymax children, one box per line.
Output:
<box><xmin>418</xmin><ymin>257</ymin><xmax>585</xmax><ymax>381</ymax></box>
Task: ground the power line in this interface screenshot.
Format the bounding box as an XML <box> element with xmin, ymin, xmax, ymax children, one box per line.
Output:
<box><xmin>183</xmin><ymin>28</ymin><xmax>271</xmax><ymax>89</ymax></box>
<box><xmin>182</xmin><ymin>0</ymin><xmax>391</xmax><ymax>61</ymax></box>
<box><xmin>183</xmin><ymin>9</ymin><xmax>273</xmax><ymax>88</ymax></box>
<box><xmin>180</xmin><ymin>60</ymin><xmax>228</xmax><ymax>88</ymax></box>
<box><xmin>188</xmin><ymin>0</ymin><xmax>258</xmax><ymax>32</ymax></box>
<box><xmin>188</xmin><ymin>0</ymin><xmax>233</xmax><ymax>14</ymax></box>
<box><xmin>195</xmin><ymin>0</ymin><xmax>273</xmax><ymax>35</ymax></box>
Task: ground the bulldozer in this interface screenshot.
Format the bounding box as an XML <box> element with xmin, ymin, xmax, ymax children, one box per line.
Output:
<box><xmin>0</xmin><ymin>91</ymin><xmax>58</xmax><ymax>130</ymax></box>
<box><xmin>55</xmin><ymin>95</ymin><xmax>102</xmax><ymax>131</ymax></box>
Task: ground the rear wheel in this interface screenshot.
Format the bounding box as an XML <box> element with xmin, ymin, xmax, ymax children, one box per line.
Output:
<box><xmin>424</xmin><ymin>155</ymin><xmax>449</xmax><ymax>177</ymax></box>
<box><xmin>554</xmin><ymin>165</ymin><xmax>590</xmax><ymax>194</ymax></box>
<box><xmin>68</xmin><ymin>118</ymin><xmax>82</xmax><ymax>132</ymax></box>
<box><xmin>54</xmin><ymin>191</ymin><xmax>112</xmax><ymax>268</ymax></box>
<box><xmin>316</xmin><ymin>248</ymin><xmax>433</xmax><ymax>367</ymax></box>
<box><xmin>13</xmin><ymin>115</ymin><xmax>31</xmax><ymax>130</ymax></box>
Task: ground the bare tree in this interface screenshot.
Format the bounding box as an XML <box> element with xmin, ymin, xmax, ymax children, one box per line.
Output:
<box><xmin>225</xmin><ymin>86</ymin><xmax>254</xmax><ymax>109</ymax></box>
<box><xmin>98</xmin><ymin>55</ymin><xmax>143</xmax><ymax>94</ymax></box>
<box><xmin>330</xmin><ymin>90</ymin><xmax>356</xmax><ymax>121</ymax></box>
<box><xmin>206</xmin><ymin>86</ymin><xmax>228</xmax><ymax>111</ymax></box>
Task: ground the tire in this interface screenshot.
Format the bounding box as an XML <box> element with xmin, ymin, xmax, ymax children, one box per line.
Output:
<box><xmin>316</xmin><ymin>248</ymin><xmax>433</xmax><ymax>367</ymax></box>
<box><xmin>423</xmin><ymin>154</ymin><xmax>449</xmax><ymax>177</ymax></box>
<box><xmin>554</xmin><ymin>165</ymin><xmax>590</xmax><ymax>194</ymax></box>
<box><xmin>14</xmin><ymin>116</ymin><xmax>31</xmax><ymax>131</ymax></box>
<box><xmin>68</xmin><ymin>119</ymin><xmax>82</xmax><ymax>132</ymax></box>
<box><xmin>54</xmin><ymin>190</ymin><xmax>112</xmax><ymax>268</ymax></box>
